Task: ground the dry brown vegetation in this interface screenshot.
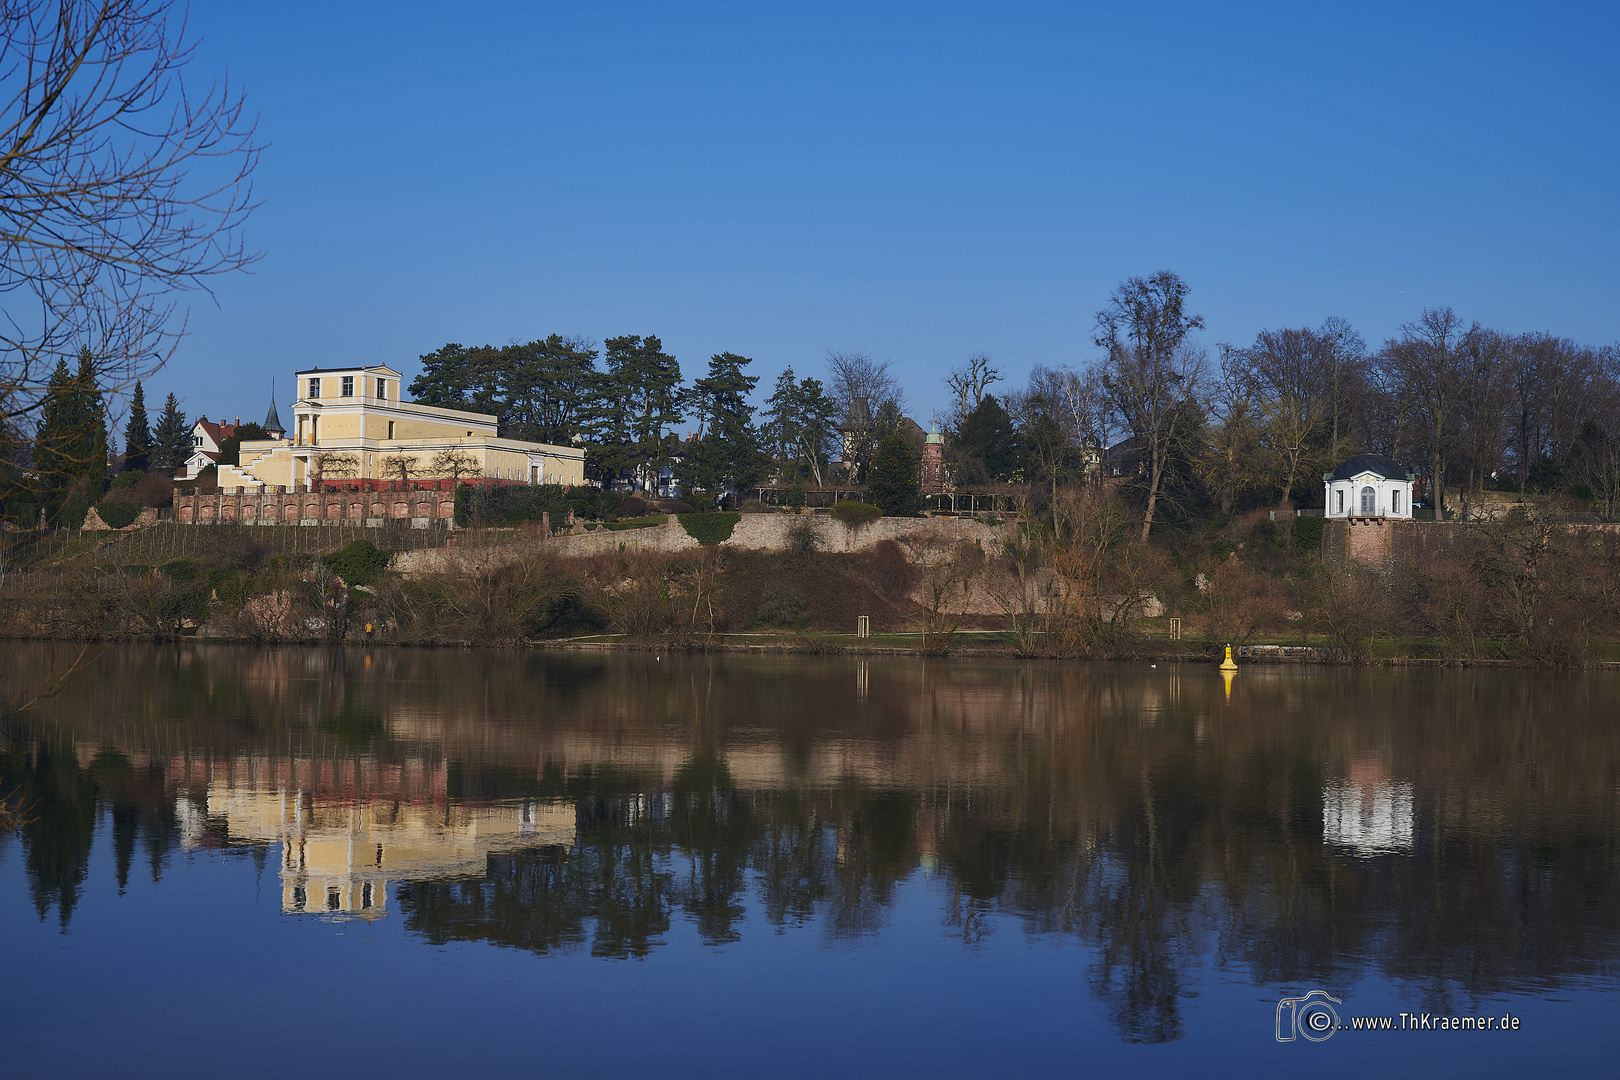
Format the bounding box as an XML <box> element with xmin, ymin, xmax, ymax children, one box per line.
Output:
<box><xmin>4</xmin><ymin>501</ymin><xmax>1620</xmax><ymax>663</ymax></box>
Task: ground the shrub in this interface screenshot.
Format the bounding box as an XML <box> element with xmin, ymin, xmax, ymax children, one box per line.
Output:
<box><xmin>110</xmin><ymin>471</ymin><xmax>140</xmax><ymax>489</ymax></box>
<box><xmin>757</xmin><ymin>584</ymin><xmax>810</xmax><ymax>628</ymax></box>
<box><xmin>453</xmin><ymin>484</ymin><xmax>471</xmax><ymax>526</ymax></box>
<box><xmin>605</xmin><ymin>515</ymin><xmax>667</xmax><ymax>531</ymax></box>
<box><xmin>1292</xmin><ymin>515</ymin><xmax>1325</xmax><ymax>553</ymax></box>
<box><xmin>94</xmin><ymin>501</ymin><xmax>141</xmax><ymax>529</ymax></box>
<box><xmin>322</xmin><ymin>539</ymin><xmax>392</xmax><ymax>587</ymax></box>
<box><xmin>830</xmin><ymin>501</ymin><xmax>881</xmax><ymax>529</ymax></box>
<box><xmin>786</xmin><ymin>518</ymin><xmax>818</xmax><ymax>553</ymax></box>
<box><xmin>679</xmin><ymin>511</ymin><xmax>741</xmax><ymax>546</ymax></box>
<box><xmin>787</xmin><ymin>483</ymin><xmax>806</xmax><ymax>510</ymax></box>
<box><xmin>56</xmin><ymin>483</ymin><xmax>90</xmax><ymax>529</ymax></box>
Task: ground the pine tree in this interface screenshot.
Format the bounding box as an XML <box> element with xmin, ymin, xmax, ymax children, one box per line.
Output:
<box><xmin>867</xmin><ymin>430</ymin><xmax>922</xmax><ymax>516</ymax></box>
<box><xmin>150</xmin><ymin>393</ymin><xmax>190</xmax><ymax>472</ymax></box>
<box><xmin>32</xmin><ymin>358</ymin><xmax>76</xmax><ymax>504</ymax></box>
<box><xmin>588</xmin><ymin>335</ymin><xmax>682</xmax><ymax>490</ymax></box>
<box><xmin>679</xmin><ymin>352</ymin><xmax>762</xmax><ymax>494</ymax></box>
<box><xmin>74</xmin><ymin>350</ymin><xmax>109</xmax><ymax>494</ymax></box>
<box><xmin>123</xmin><ymin>381</ymin><xmax>151</xmax><ymax>472</ymax></box>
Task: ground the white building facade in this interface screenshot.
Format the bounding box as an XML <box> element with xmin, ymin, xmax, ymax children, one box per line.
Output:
<box><xmin>1324</xmin><ymin>454</ymin><xmax>1414</xmax><ymax>519</ymax></box>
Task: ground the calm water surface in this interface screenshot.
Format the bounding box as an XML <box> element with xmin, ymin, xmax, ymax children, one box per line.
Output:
<box><xmin>2</xmin><ymin>645</ymin><xmax>1617</xmax><ymax>1078</ymax></box>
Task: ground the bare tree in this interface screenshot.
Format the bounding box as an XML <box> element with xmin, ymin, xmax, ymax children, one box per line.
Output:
<box><xmin>1245</xmin><ymin>326</ymin><xmax>1337</xmax><ymax>507</ymax></box>
<box><xmin>1093</xmin><ymin>271</ymin><xmax>1207</xmax><ymax>541</ymax></box>
<box><xmin>380</xmin><ymin>453</ymin><xmax>417</xmax><ymax>487</ymax></box>
<box><xmin>428</xmin><ymin>447</ymin><xmax>481</xmax><ymax>482</ymax></box>
<box><xmin>1453</xmin><ymin>328</ymin><xmax>1516</xmax><ymax>512</ymax></box>
<box><xmin>945</xmin><ymin>351</ymin><xmax>1001</xmax><ymax>429</ymax></box>
<box><xmin>0</xmin><ymin>1</ymin><xmax>260</xmax><ymax>428</ymax></box>
<box><xmin>1201</xmin><ymin>345</ymin><xmax>1262</xmax><ymax>516</ymax></box>
<box><xmin>825</xmin><ymin>349</ymin><xmax>903</xmax><ymax>479</ymax></box>
<box><xmin>311</xmin><ymin>451</ymin><xmax>357</xmax><ymax>486</ymax></box>
<box><xmin>1319</xmin><ymin>316</ymin><xmax>1365</xmax><ymax>455</ymax></box>
<box><xmin>1378</xmin><ymin>308</ymin><xmax>1472</xmax><ymax>519</ymax></box>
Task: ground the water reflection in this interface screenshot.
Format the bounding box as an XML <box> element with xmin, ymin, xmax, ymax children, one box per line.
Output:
<box><xmin>2</xmin><ymin>645</ymin><xmax>1619</xmax><ymax>1042</ymax></box>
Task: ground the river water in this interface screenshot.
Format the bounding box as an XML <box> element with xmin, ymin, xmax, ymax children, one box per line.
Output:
<box><xmin>1</xmin><ymin>644</ymin><xmax>1616</xmax><ymax>1078</ymax></box>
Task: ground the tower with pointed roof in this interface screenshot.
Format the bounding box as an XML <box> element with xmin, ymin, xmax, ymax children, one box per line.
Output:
<box><xmin>263</xmin><ymin>380</ymin><xmax>285</xmax><ymax>439</ymax></box>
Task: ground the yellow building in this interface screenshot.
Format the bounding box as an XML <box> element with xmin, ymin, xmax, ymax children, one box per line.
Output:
<box><xmin>217</xmin><ymin>363</ymin><xmax>585</xmax><ymax>491</ymax></box>
<box><xmin>207</xmin><ymin>779</ymin><xmax>577</xmax><ymax>920</ymax></box>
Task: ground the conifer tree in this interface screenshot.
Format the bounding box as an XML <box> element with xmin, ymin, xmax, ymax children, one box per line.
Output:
<box><xmin>74</xmin><ymin>350</ymin><xmax>109</xmax><ymax>494</ymax></box>
<box><xmin>123</xmin><ymin>382</ymin><xmax>151</xmax><ymax>472</ymax></box>
<box><xmin>150</xmin><ymin>393</ymin><xmax>190</xmax><ymax>472</ymax></box>
<box><xmin>32</xmin><ymin>358</ymin><xmax>75</xmax><ymax>504</ymax></box>
<box><xmin>867</xmin><ymin>430</ymin><xmax>922</xmax><ymax>516</ymax></box>
<box><xmin>679</xmin><ymin>352</ymin><xmax>762</xmax><ymax>494</ymax></box>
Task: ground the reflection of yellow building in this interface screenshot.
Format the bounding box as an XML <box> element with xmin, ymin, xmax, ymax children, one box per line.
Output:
<box><xmin>208</xmin><ymin>782</ymin><xmax>575</xmax><ymax>919</ymax></box>
<box><xmin>216</xmin><ymin>364</ymin><xmax>584</xmax><ymax>491</ymax></box>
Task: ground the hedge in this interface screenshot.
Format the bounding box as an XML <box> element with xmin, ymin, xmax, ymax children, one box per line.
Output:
<box><xmin>678</xmin><ymin>511</ymin><xmax>740</xmax><ymax>546</ymax></box>
<box><xmin>830</xmin><ymin>500</ymin><xmax>881</xmax><ymax>529</ymax></box>
<box><xmin>322</xmin><ymin>539</ymin><xmax>393</xmax><ymax>586</ymax></box>
<box><xmin>604</xmin><ymin>515</ymin><xmax>667</xmax><ymax>531</ymax></box>
<box><xmin>94</xmin><ymin>501</ymin><xmax>141</xmax><ymax>529</ymax></box>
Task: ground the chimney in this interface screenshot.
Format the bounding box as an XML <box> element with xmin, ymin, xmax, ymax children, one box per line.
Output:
<box><xmin>233</xmin><ymin>415</ymin><xmax>239</xmax><ymax>426</ymax></box>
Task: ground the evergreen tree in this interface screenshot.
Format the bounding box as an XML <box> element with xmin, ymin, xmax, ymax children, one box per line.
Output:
<box><xmin>218</xmin><ymin>423</ymin><xmax>268</xmax><ymax>467</ymax></box>
<box><xmin>32</xmin><ymin>359</ymin><xmax>76</xmax><ymax>505</ymax></box>
<box><xmin>150</xmin><ymin>393</ymin><xmax>190</xmax><ymax>472</ymax></box>
<box><xmin>679</xmin><ymin>352</ymin><xmax>763</xmax><ymax>494</ymax></box>
<box><xmin>867</xmin><ymin>430</ymin><xmax>922</xmax><ymax>516</ymax></box>
<box><xmin>587</xmin><ymin>335</ymin><xmax>681</xmax><ymax>490</ymax></box>
<box><xmin>762</xmin><ymin>369</ymin><xmax>838</xmax><ymax>486</ymax></box>
<box><xmin>956</xmin><ymin>393</ymin><xmax>1019</xmax><ymax>482</ymax></box>
<box><xmin>122</xmin><ymin>381</ymin><xmax>151</xmax><ymax>472</ymax></box>
<box><xmin>500</xmin><ymin>335</ymin><xmax>599</xmax><ymax>445</ymax></box>
<box><xmin>31</xmin><ymin>351</ymin><xmax>108</xmax><ymax>507</ymax></box>
<box><xmin>75</xmin><ymin>349</ymin><xmax>109</xmax><ymax>494</ymax></box>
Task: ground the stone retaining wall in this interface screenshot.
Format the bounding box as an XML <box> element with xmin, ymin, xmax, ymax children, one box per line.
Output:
<box><xmin>392</xmin><ymin>514</ymin><xmax>1010</xmax><ymax>577</ymax></box>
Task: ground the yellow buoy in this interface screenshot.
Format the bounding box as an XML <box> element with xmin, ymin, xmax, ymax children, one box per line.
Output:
<box><xmin>1219</xmin><ymin>644</ymin><xmax>1238</xmax><ymax>672</ymax></box>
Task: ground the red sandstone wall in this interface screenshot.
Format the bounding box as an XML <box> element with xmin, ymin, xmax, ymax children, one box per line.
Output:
<box><xmin>172</xmin><ymin>486</ymin><xmax>455</xmax><ymax>524</ymax></box>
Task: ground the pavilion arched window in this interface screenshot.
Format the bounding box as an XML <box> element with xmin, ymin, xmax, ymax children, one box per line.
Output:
<box><xmin>1360</xmin><ymin>486</ymin><xmax>1376</xmax><ymax>515</ymax></box>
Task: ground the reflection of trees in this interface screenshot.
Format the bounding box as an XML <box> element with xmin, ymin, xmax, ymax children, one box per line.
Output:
<box><xmin>5</xmin><ymin>644</ymin><xmax>1620</xmax><ymax>1041</ymax></box>
<box><xmin>1</xmin><ymin>741</ymin><xmax>195</xmax><ymax>927</ymax></box>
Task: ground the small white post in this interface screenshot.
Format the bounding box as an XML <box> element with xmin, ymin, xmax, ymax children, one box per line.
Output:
<box><xmin>857</xmin><ymin>615</ymin><xmax>870</xmax><ymax>639</ymax></box>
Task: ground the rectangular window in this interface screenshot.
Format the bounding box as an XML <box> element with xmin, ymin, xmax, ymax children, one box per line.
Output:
<box><xmin>1393</xmin><ymin>490</ymin><xmax>1402</xmax><ymax>514</ymax></box>
<box><xmin>377</xmin><ymin>378</ymin><xmax>386</xmax><ymax>399</ymax></box>
<box><xmin>1335</xmin><ymin>490</ymin><xmax>1343</xmax><ymax>514</ymax></box>
<box><xmin>194</xmin><ymin>435</ymin><xmax>203</xmax><ymax>447</ymax></box>
<box><xmin>341</xmin><ymin>376</ymin><xmax>354</xmax><ymax>397</ymax></box>
<box><xmin>307</xmin><ymin>377</ymin><xmax>320</xmax><ymax>399</ymax></box>
<box><xmin>311</xmin><ymin>416</ymin><xmax>319</xmax><ymax>445</ymax></box>
<box><xmin>387</xmin><ymin>420</ymin><xmax>395</xmax><ymax>439</ymax></box>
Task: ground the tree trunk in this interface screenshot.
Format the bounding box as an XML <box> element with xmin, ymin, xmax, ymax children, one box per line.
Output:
<box><xmin>1141</xmin><ymin>453</ymin><xmax>1162</xmax><ymax>542</ymax></box>
<box><xmin>1432</xmin><ymin>443</ymin><xmax>1445</xmax><ymax>521</ymax></box>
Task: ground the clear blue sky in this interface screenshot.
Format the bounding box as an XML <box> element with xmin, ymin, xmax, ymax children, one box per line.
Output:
<box><xmin>169</xmin><ymin>0</ymin><xmax>1619</xmax><ymax>429</ymax></box>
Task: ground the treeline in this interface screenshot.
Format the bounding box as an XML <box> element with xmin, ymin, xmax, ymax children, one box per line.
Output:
<box><xmin>932</xmin><ymin>273</ymin><xmax>1620</xmax><ymax>537</ymax></box>
<box><xmin>2</xmin><ymin>354</ymin><xmax>196</xmax><ymax>528</ymax></box>
<box><xmin>409</xmin><ymin>337</ymin><xmax>919</xmax><ymax>496</ymax></box>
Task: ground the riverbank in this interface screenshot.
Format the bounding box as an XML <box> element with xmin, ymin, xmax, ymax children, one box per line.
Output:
<box><xmin>4</xmin><ymin>515</ymin><xmax>1620</xmax><ymax>667</ymax></box>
